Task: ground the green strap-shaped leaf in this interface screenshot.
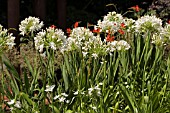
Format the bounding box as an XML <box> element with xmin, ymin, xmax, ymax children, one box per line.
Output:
<box><xmin>119</xmin><ymin>84</ymin><xmax>137</xmax><ymax>112</ymax></box>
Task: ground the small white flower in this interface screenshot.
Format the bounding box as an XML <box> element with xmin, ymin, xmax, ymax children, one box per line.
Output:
<box><xmin>88</xmin><ymin>87</ymin><xmax>94</xmax><ymax>95</ymax></box>
<box><xmin>97</xmin><ymin>91</ymin><xmax>101</xmax><ymax>96</ymax></box>
<box><xmin>45</xmin><ymin>85</ymin><xmax>55</xmax><ymax>92</ymax></box>
<box><xmin>74</xmin><ymin>91</ymin><xmax>79</xmax><ymax>95</ymax></box>
<box><xmin>7</xmin><ymin>99</ymin><xmax>15</xmax><ymax>105</ymax></box>
<box><xmin>94</xmin><ymin>85</ymin><xmax>101</xmax><ymax>91</ymax></box>
<box><xmin>54</xmin><ymin>95</ymin><xmax>60</xmax><ymax>100</ymax></box>
<box><xmin>59</xmin><ymin>97</ymin><xmax>66</xmax><ymax>102</ymax></box>
<box><xmin>82</xmin><ymin>51</ymin><xmax>88</xmax><ymax>57</ymax></box>
<box><xmin>66</xmin><ymin>100</ymin><xmax>70</xmax><ymax>103</ymax></box>
<box><xmin>61</xmin><ymin>93</ymin><xmax>68</xmax><ymax>97</ymax></box>
<box><xmin>14</xmin><ymin>101</ymin><xmax>21</xmax><ymax>108</ymax></box>
<box><xmin>92</xmin><ymin>53</ymin><xmax>98</xmax><ymax>59</ymax></box>
<box><xmin>99</xmin><ymin>83</ymin><xmax>103</xmax><ymax>86</ymax></box>
<box><xmin>91</xmin><ymin>106</ymin><xmax>97</xmax><ymax>110</ymax></box>
<box><xmin>39</xmin><ymin>44</ymin><xmax>44</xmax><ymax>53</ymax></box>
<box><xmin>49</xmin><ymin>42</ymin><xmax>56</xmax><ymax>50</ymax></box>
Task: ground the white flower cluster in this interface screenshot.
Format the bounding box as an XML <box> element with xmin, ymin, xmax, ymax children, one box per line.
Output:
<box><xmin>162</xmin><ymin>23</ymin><xmax>170</xmax><ymax>40</ymax></box>
<box><xmin>151</xmin><ymin>23</ymin><xmax>170</xmax><ymax>45</ymax></box>
<box><xmin>88</xmin><ymin>83</ymin><xmax>103</xmax><ymax>96</ymax></box>
<box><xmin>134</xmin><ymin>15</ymin><xmax>163</xmax><ymax>34</ymax></box>
<box><xmin>34</xmin><ymin>27</ymin><xmax>66</xmax><ymax>52</ymax></box>
<box><xmin>107</xmin><ymin>40</ymin><xmax>131</xmax><ymax>52</ymax></box>
<box><xmin>7</xmin><ymin>99</ymin><xmax>21</xmax><ymax>110</ymax></box>
<box><xmin>54</xmin><ymin>93</ymin><xmax>69</xmax><ymax>103</ymax></box>
<box><xmin>97</xmin><ymin>11</ymin><xmax>124</xmax><ymax>34</ymax></box>
<box><xmin>123</xmin><ymin>18</ymin><xmax>135</xmax><ymax>32</ymax></box>
<box><xmin>45</xmin><ymin>85</ymin><xmax>55</xmax><ymax>92</ymax></box>
<box><xmin>0</xmin><ymin>24</ymin><xmax>15</xmax><ymax>51</ymax></box>
<box><xmin>19</xmin><ymin>16</ymin><xmax>44</xmax><ymax>36</ymax></box>
<box><xmin>63</xmin><ymin>27</ymin><xmax>104</xmax><ymax>58</ymax></box>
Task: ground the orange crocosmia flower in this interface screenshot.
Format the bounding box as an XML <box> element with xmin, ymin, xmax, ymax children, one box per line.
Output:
<box><xmin>106</xmin><ymin>34</ymin><xmax>114</xmax><ymax>42</ymax></box>
<box><xmin>168</xmin><ymin>20</ymin><xmax>170</xmax><ymax>24</ymax></box>
<box><xmin>93</xmin><ymin>28</ymin><xmax>100</xmax><ymax>33</ymax></box>
<box><xmin>66</xmin><ymin>28</ymin><xmax>71</xmax><ymax>34</ymax></box>
<box><xmin>118</xmin><ymin>29</ymin><xmax>125</xmax><ymax>35</ymax></box>
<box><xmin>121</xmin><ymin>23</ymin><xmax>125</xmax><ymax>28</ymax></box>
<box><xmin>50</xmin><ymin>25</ymin><xmax>56</xmax><ymax>29</ymax></box>
<box><xmin>131</xmin><ymin>5</ymin><xmax>140</xmax><ymax>12</ymax></box>
<box><xmin>74</xmin><ymin>22</ymin><xmax>79</xmax><ymax>28</ymax></box>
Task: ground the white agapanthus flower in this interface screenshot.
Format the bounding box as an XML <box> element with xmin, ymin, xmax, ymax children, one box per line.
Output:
<box><xmin>54</xmin><ymin>92</ymin><xmax>68</xmax><ymax>103</ymax></box>
<box><xmin>97</xmin><ymin>11</ymin><xmax>124</xmax><ymax>34</ymax></box>
<box><xmin>73</xmin><ymin>91</ymin><xmax>79</xmax><ymax>95</ymax></box>
<box><xmin>134</xmin><ymin>15</ymin><xmax>163</xmax><ymax>34</ymax></box>
<box><xmin>58</xmin><ymin>96</ymin><xmax>66</xmax><ymax>102</ymax></box>
<box><xmin>0</xmin><ymin>24</ymin><xmax>16</xmax><ymax>51</ymax></box>
<box><xmin>49</xmin><ymin>42</ymin><xmax>56</xmax><ymax>50</ymax></box>
<box><xmin>92</xmin><ymin>53</ymin><xmax>98</xmax><ymax>59</ymax></box>
<box><xmin>123</xmin><ymin>18</ymin><xmax>135</xmax><ymax>32</ymax></box>
<box><xmin>117</xmin><ymin>40</ymin><xmax>131</xmax><ymax>50</ymax></box>
<box><xmin>7</xmin><ymin>99</ymin><xmax>15</xmax><ymax>105</ymax></box>
<box><xmin>162</xmin><ymin>23</ymin><xmax>170</xmax><ymax>41</ymax></box>
<box><xmin>14</xmin><ymin>101</ymin><xmax>21</xmax><ymax>108</ymax></box>
<box><xmin>34</xmin><ymin>27</ymin><xmax>66</xmax><ymax>52</ymax></box>
<box><xmin>107</xmin><ymin>40</ymin><xmax>130</xmax><ymax>52</ymax></box>
<box><xmin>19</xmin><ymin>16</ymin><xmax>44</xmax><ymax>36</ymax></box>
<box><xmin>7</xmin><ymin>99</ymin><xmax>21</xmax><ymax>109</ymax></box>
<box><xmin>63</xmin><ymin>27</ymin><xmax>105</xmax><ymax>58</ymax></box>
<box><xmin>45</xmin><ymin>85</ymin><xmax>55</xmax><ymax>92</ymax></box>
<box><xmin>63</xmin><ymin>27</ymin><xmax>93</xmax><ymax>52</ymax></box>
<box><xmin>88</xmin><ymin>87</ymin><xmax>94</xmax><ymax>96</ymax></box>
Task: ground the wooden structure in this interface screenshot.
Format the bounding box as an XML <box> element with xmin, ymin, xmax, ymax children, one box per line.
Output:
<box><xmin>7</xmin><ymin>0</ymin><xmax>66</xmax><ymax>36</ymax></box>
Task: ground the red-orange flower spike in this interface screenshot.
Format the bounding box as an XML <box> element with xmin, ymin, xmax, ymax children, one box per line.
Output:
<box><xmin>168</xmin><ymin>20</ymin><xmax>170</xmax><ymax>24</ymax></box>
<box><xmin>93</xmin><ymin>28</ymin><xmax>100</xmax><ymax>33</ymax></box>
<box><xmin>131</xmin><ymin>5</ymin><xmax>140</xmax><ymax>12</ymax></box>
<box><xmin>74</xmin><ymin>22</ymin><xmax>79</xmax><ymax>28</ymax></box>
<box><xmin>121</xmin><ymin>23</ymin><xmax>125</xmax><ymax>28</ymax></box>
<box><xmin>106</xmin><ymin>34</ymin><xmax>114</xmax><ymax>42</ymax></box>
<box><xmin>67</xmin><ymin>28</ymin><xmax>71</xmax><ymax>34</ymax></box>
<box><xmin>50</xmin><ymin>25</ymin><xmax>56</xmax><ymax>29</ymax></box>
<box><xmin>118</xmin><ymin>29</ymin><xmax>125</xmax><ymax>35</ymax></box>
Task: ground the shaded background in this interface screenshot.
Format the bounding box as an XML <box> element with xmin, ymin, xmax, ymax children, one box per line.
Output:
<box><xmin>0</xmin><ymin>0</ymin><xmax>170</xmax><ymax>29</ymax></box>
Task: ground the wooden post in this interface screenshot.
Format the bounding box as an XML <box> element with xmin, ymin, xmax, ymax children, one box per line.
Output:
<box><xmin>7</xmin><ymin>0</ymin><xmax>21</xmax><ymax>78</ymax></box>
<box><xmin>33</xmin><ymin>0</ymin><xmax>46</xmax><ymax>21</ymax></box>
<box><xmin>7</xmin><ymin>0</ymin><xmax>20</xmax><ymax>45</ymax></box>
<box><xmin>56</xmin><ymin>0</ymin><xmax>66</xmax><ymax>29</ymax></box>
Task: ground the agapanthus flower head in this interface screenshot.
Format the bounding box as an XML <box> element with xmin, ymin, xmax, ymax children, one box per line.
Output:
<box><xmin>62</xmin><ymin>27</ymin><xmax>105</xmax><ymax>57</ymax></box>
<box><xmin>97</xmin><ymin>11</ymin><xmax>124</xmax><ymax>34</ymax></box>
<box><xmin>134</xmin><ymin>15</ymin><xmax>163</xmax><ymax>34</ymax></box>
<box><xmin>65</xmin><ymin>27</ymin><xmax>94</xmax><ymax>51</ymax></box>
<box><xmin>160</xmin><ymin>23</ymin><xmax>170</xmax><ymax>43</ymax></box>
<box><xmin>151</xmin><ymin>33</ymin><xmax>164</xmax><ymax>45</ymax></box>
<box><xmin>123</xmin><ymin>18</ymin><xmax>135</xmax><ymax>32</ymax></box>
<box><xmin>34</xmin><ymin>27</ymin><xmax>66</xmax><ymax>52</ymax></box>
<box><xmin>19</xmin><ymin>16</ymin><xmax>44</xmax><ymax>36</ymax></box>
<box><xmin>0</xmin><ymin>24</ymin><xmax>16</xmax><ymax>51</ymax></box>
<box><xmin>107</xmin><ymin>40</ymin><xmax>130</xmax><ymax>52</ymax></box>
